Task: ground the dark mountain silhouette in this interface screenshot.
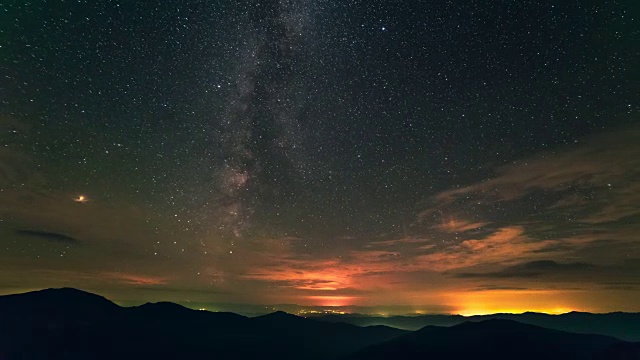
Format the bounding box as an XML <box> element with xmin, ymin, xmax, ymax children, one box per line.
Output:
<box><xmin>475</xmin><ymin>311</ymin><xmax>640</xmax><ymax>342</ymax></box>
<box><xmin>345</xmin><ymin>319</ymin><xmax>633</xmax><ymax>360</ymax></box>
<box><xmin>253</xmin><ymin>309</ymin><xmax>305</xmax><ymax>324</ymax></box>
<box><xmin>0</xmin><ymin>287</ymin><xmax>118</xmax><ymax>316</ymax></box>
<box><xmin>0</xmin><ymin>288</ymin><xmax>406</xmax><ymax>360</ymax></box>
<box><xmin>250</xmin><ymin>310</ymin><xmax>408</xmax><ymax>358</ymax></box>
<box><xmin>0</xmin><ymin>288</ymin><xmax>121</xmax><ymax>359</ymax></box>
<box><xmin>315</xmin><ymin>310</ymin><xmax>640</xmax><ymax>341</ymax></box>
<box><xmin>316</xmin><ymin>313</ymin><xmax>465</xmax><ymax>329</ymax></box>
<box><xmin>1</xmin><ymin>288</ymin><xmax>638</xmax><ymax>360</ymax></box>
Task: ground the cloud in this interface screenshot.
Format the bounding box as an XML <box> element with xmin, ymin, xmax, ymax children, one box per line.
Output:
<box><xmin>455</xmin><ymin>260</ymin><xmax>598</xmax><ymax>279</ymax></box>
<box><xmin>102</xmin><ymin>272</ymin><xmax>170</xmax><ymax>286</ymax></box>
<box><xmin>404</xmin><ymin>125</ymin><xmax>640</xmax><ymax>276</ymax></box>
<box><xmin>429</xmin><ymin>126</ymin><xmax>640</xmax><ymax>224</ymax></box>
<box><xmin>472</xmin><ymin>285</ymin><xmax>530</xmax><ymax>291</ymax></box>
<box><xmin>243</xmin><ymin>257</ymin><xmax>355</xmax><ymax>291</ymax></box>
<box><xmin>16</xmin><ymin>229</ymin><xmax>79</xmax><ymax>243</ymax></box>
<box><xmin>0</xmin><ymin>184</ymin><xmax>184</xmax><ymax>266</ymax></box>
<box><xmin>0</xmin><ymin>268</ymin><xmax>172</xmax><ymax>297</ymax></box>
<box><xmin>453</xmin><ymin>259</ymin><xmax>640</xmax><ymax>291</ymax></box>
<box><xmin>409</xmin><ymin>227</ymin><xmax>593</xmax><ymax>272</ymax></box>
<box><xmin>432</xmin><ymin>220</ymin><xmax>490</xmax><ymax>233</ymax></box>
<box><xmin>238</xmin><ymin>224</ymin><xmax>608</xmax><ymax>299</ymax></box>
<box><xmin>240</xmin><ymin>228</ymin><xmax>549</xmax><ymax>296</ymax></box>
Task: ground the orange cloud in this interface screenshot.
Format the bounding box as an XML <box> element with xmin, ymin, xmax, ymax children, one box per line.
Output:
<box><xmin>102</xmin><ymin>272</ymin><xmax>169</xmax><ymax>286</ymax></box>
<box><xmin>433</xmin><ymin>219</ymin><xmax>489</xmax><ymax>233</ymax></box>
<box><xmin>239</xmin><ymin>226</ymin><xmax>597</xmax><ymax>299</ymax></box>
<box><xmin>414</xmin><ymin>226</ymin><xmax>599</xmax><ymax>272</ymax></box>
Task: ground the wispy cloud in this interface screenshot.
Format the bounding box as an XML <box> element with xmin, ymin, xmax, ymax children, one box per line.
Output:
<box><xmin>432</xmin><ymin>220</ymin><xmax>490</xmax><ymax>233</ymax></box>
<box><xmin>455</xmin><ymin>260</ymin><xmax>599</xmax><ymax>279</ymax></box>
<box><xmin>102</xmin><ymin>272</ymin><xmax>170</xmax><ymax>286</ymax></box>
<box><xmin>429</xmin><ymin>126</ymin><xmax>640</xmax><ymax>225</ymax></box>
<box><xmin>17</xmin><ymin>229</ymin><xmax>79</xmax><ymax>243</ymax></box>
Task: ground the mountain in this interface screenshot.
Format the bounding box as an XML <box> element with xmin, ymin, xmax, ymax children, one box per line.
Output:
<box><xmin>315</xmin><ymin>311</ymin><xmax>640</xmax><ymax>341</ymax></box>
<box><xmin>0</xmin><ymin>288</ymin><xmax>406</xmax><ymax>360</ymax></box>
<box><xmin>251</xmin><ymin>310</ymin><xmax>407</xmax><ymax>358</ymax></box>
<box><xmin>345</xmin><ymin>319</ymin><xmax>634</xmax><ymax>360</ymax></box>
<box><xmin>0</xmin><ymin>288</ymin><xmax>123</xmax><ymax>359</ymax></box>
<box><xmin>1</xmin><ymin>288</ymin><xmax>638</xmax><ymax>359</ymax></box>
<box><xmin>315</xmin><ymin>313</ymin><xmax>465</xmax><ymax>329</ymax></box>
<box><xmin>0</xmin><ymin>287</ymin><xmax>119</xmax><ymax>317</ymax></box>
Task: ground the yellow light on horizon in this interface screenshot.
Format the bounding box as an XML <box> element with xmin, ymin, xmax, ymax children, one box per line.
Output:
<box><xmin>447</xmin><ymin>289</ymin><xmax>582</xmax><ymax>316</ymax></box>
<box><xmin>457</xmin><ymin>306</ymin><xmax>578</xmax><ymax>316</ymax></box>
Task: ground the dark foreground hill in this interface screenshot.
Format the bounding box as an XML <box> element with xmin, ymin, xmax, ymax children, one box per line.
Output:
<box><xmin>0</xmin><ymin>288</ymin><xmax>638</xmax><ymax>360</ymax></box>
<box><xmin>345</xmin><ymin>319</ymin><xmax>638</xmax><ymax>360</ymax></box>
<box><xmin>0</xmin><ymin>288</ymin><xmax>405</xmax><ymax>360</ymax></box>
<box><xmin>315</xmin><ymin>311</ymin><xmax>640</xmax><ymax>341</ymax></box>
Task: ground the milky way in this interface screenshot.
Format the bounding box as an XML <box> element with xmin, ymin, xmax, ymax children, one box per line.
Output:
<box><xmin>215</xmin><ymin>1</ymin><xmax>320</xmax><ymax>240</ymax></box>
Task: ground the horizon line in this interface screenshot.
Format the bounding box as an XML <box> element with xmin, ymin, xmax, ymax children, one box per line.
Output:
<box><xmin>3</xmin><ymin>287</ymin><xmax>639</xmax><ymax>317</ymax></box>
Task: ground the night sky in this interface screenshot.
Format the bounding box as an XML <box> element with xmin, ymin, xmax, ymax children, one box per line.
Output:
<box><xmin>1</xmin><ymin>0</ymin><xmax>639</xmax><ymax>315</ymax></box>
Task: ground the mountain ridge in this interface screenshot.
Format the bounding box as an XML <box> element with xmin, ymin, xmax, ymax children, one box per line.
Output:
<box><xmin>314</xmin><ymin>310</ymin><xmax>640</xmax><ymax>341</ymax></box>
<box><xmin>344</xmin><ymin>317</ymin><xmax>631</xmax><ymax>360</ymax></box>
<box><xmin>0</xmin><ymin>288</ymin><xmax>407</xmax><ymax>360</ymax></box>
<box><xmin>0</xmin><ymin>288</ymin><xmax>638</xmax><ymax>359</ymax></box>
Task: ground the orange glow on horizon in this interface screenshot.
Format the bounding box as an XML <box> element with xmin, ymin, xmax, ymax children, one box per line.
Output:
<box><xmin>447</xmin><ymin>289</ymin><xmax>583</xmax><ymax>316</ymax></box>
<box><xmin>457</xmin><ymin>306</ymin><xmax>578</xmax><ymax>316</ymax></box>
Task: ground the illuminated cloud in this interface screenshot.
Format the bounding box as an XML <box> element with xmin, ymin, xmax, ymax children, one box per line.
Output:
<box><xmin>432</xmin><ymin>219</ymin><xmax>490</xmax><ymax>233</ymax></box>
<box><xmin>408</xmin><ymin>126</ymin><xmax>640</xmax><ymax>279</ymax></box>
<box><xmin>102</xmin><ymin>272</ymin><xmax>170</xmax><ymax>286</ymax></box>
<box><xmin>429</xmin><ymin>126</ymin><xmax>640</xmax><ymax>225</ymax></box>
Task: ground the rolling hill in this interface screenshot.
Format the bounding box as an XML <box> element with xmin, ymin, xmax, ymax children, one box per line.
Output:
<box><xmin>1</xmin><ymin>288</ymin><xmax>638</xmax><ymax>359</ymax></box>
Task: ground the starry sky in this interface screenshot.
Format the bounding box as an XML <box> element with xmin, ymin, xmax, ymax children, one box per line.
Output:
<box><xmin>1</xmin><ymin>0</ymin><xmax>639</xmax><ymax>315</ymax></box>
